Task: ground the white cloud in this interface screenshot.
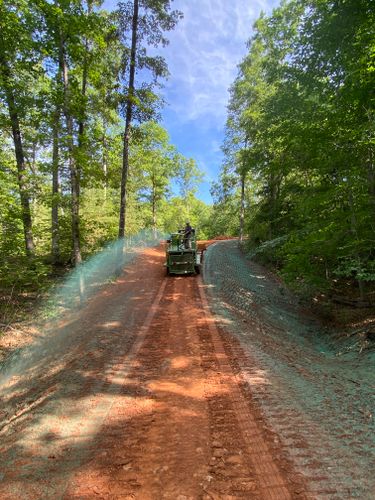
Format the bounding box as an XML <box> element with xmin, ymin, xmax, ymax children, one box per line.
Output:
<box><xmin>102</xmin><ymin>0</ymin><xmax>279</xmax><ymax>202</ymax></box>
<box><xmin>162</xmin><ymin>0</ymin><xmax>278</xmax><ymax>124</ymax></box>
<box><xmin>103</xmin><ymin>0</ymin><xmax>278</xmax><ymax>126</ymax></box>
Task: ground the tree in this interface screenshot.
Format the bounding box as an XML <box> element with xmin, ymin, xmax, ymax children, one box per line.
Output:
<box><xmin>0</xmin><ymin>0</ymin><xmax>40</xmax><ymax>255</ymax></box>
<box><xmin>40</xmin><ymin>0</ymin><xmax>117</xmax><ymax>265</ymax></box>
<box><xmin>220</xmin><ymin>0</ymin><xmax>375</xmax><ymax>296</ymax></box>
<box><xmin>131</xmin><ymin>122</ymin><xmax>202</xmax><ymax>237</ymax></box>
<box><xmin>117</xmin><ymin>0</ymin><xmax>182</xmax><ymax>239</ymax></box>
<box><xmin>0</xmin><ymin>0</ymin><xmax>202</xmax><ymax>300</ymax></box>
<box><xmin>132</xmin><ymin>122</ymin><xmax>176</xmax><ymax>235</ymax></box>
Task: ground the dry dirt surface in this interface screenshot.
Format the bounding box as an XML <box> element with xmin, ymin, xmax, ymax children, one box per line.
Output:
<box><xmin>203</xmin><ymin>241</ymin><xmax>375</xmax><ymax>500</ymax></box>
<box><xmin>0</xmin><ymin>244</ymin><xmax>309</xmax><ymax>500</ymax></box>
<box><xmin>0</xmin><ymin>242</ymin><xmax>372</xmax><ymax>499</ymax></box>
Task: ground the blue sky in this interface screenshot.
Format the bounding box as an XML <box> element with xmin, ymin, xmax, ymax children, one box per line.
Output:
<box><xmin>104</xmin><ymin>0</ymin><xmax>279</xmax><ymax>203</ymax></box>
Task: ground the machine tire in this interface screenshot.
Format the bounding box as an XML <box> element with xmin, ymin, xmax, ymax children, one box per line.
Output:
<box><xmin>195</xmin><ymin>265</ymin><xmax>200</xmax><ymax>275</ymax></box>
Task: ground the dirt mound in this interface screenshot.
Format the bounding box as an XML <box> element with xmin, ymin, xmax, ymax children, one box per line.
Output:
<box><xmin>213</xmin><ymin>235</ymin><xmax>238</xmax><ymax>240</ymax></box>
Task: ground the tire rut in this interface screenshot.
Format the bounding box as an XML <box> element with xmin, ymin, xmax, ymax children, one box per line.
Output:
<box><xmin>1</xmin><ymin>246</ymin><xmax>310</xmax><ymax>499</ymax></box>
<box><xmin>65</xmin><ymin>273</ymin><xmax>306</xmax><ymax>499</ymax></box>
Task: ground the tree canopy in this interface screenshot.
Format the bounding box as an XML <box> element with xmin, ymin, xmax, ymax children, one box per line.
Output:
<box><xmin>0</xmin><ymin>0</ymin><xmax>210</xmax><ymax>294</ymax></box>
<box><xmin>217</xmin><ymin>0</ymin><xmax>375</xmax><ymax>298</ymax></box>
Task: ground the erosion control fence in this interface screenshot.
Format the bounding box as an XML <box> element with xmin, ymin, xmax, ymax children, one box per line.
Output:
<box><xmin>50</xmin><ymin>230</ymin><xmax>164</xmax><ymax>312</ymax></box>
<box><xmin>0</xmin><ymin>230</ymin><xmax>164</xmax><ymax>382</ymax></box>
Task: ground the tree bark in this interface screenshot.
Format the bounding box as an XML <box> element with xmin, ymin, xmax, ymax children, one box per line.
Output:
<box><xmin>0</xmin><ymin>52</ymin><xmax>35</xmax><ymax>255</ymax></box>
<box><xmin>268</xmin><ymin>172</ymin><xmax>282</xmax><ymax>240</ymax></box>
<box><xmin>59</xmin><ymin>32</ymin><xmax>82</xmax><ymax>266</ymax></box>
<box><xmin>51</xmin><ymin>103</ymin><xmax>61</xmax><ymax>265</ymax></box>
<box><xmin>348</xmin><ymin>190</ymin><xmax>365</xmax><ymax>301</ymax></box>
<box><xmin>152</xmin><ymin>182</ymin><xmax>157</xmax><ymax>238</ymax></box>
<box><xmin>119</xmin><ymin>0</ymin><xmax>139</xmax><ymax>239</ymax></box>
<box><xmin>77</xmin><ymin>1</ymin><xmax>91</xmax><ymax>167</ymax></box>
<box><xmin>367</xmin><ymin>146</ymin><xmax>375</xmax><ymax>225</ymax></box>
<box><xmin>102</xmin><ymin>120</ymin><xmax>107</xmax><ymax>201</ymax></box>
<box><xmin>239</xmin><ymin>170</ymin><xmax>246</xmax><ymax>243</ymax></box>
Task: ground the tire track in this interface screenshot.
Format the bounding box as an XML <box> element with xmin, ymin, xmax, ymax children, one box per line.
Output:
<box><xmin>66</xmin><ymin>273</ymin><xmax>306</xmax><ymax>499</ymax></box>
<box><xmin>1</xmin><ymin>245</ymin><xmax>310</xmax><ymax>499</ymax></box>
<box><xmin>198</xmin><ymin>277</ymin><xmax>301</xmax><ymax>500</ymax></box>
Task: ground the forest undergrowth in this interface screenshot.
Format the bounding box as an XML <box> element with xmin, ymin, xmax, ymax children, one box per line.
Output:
<box><xmin>243</xmin><ymin>243</ymin><xmax>375</xmax><ymax>356</ymax></box>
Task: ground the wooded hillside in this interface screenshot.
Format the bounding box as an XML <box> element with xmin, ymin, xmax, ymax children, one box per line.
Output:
<box><xmin>215</xmin><ymin>0</ymin><xmax>375</xmax><ymax>302</ymax></box>
<box><xmin>0</xmin><ymin>0</ymin><xmax>212</xmax><ymax>297</ymax></box>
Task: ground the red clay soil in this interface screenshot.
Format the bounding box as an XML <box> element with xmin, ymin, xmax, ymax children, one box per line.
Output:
<box><xmin>198</xmin><ymin>238</ymin><xmax>237</xmax><ymax>253</ymax></box>
<box><xmin>0</xmin><ymin>246</ymin><xmax>309</xmax><ymax>499</ymax></box>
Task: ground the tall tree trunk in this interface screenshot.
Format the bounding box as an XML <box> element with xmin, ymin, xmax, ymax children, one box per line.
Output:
<box><xmin>367</xmin><ymin>146</ymin><xmax>375</xmax><ymax>225</ymax></box>
<box><xmin>77</xmin><ymin>1</ymin><xmax>91</xmax><ymax>168</ymax></box>
<box><xmin>59</xmin><ymin>33</ymin><xmax>82</xmax><ymax>266</ymax></box>
<box><xmin>152</xmin><ymin>184</ymin><xmax>157</xmax><ymax>238</ymax></box>
<box><xmin>239</xmin><ymin>170</ymin><xmax>246</xmax><ymax>243</ymax></box>
<box><xmin>348</xmin><ymin>190</ymin><xmax>365</xmax><ymax>301</ymax></box>
<box><xmin>102</xmin><ymin>118</ymin><xmax>107</xmax><ymax>201</ymax></box>
<box><xmin>51</xmin><ymin>104</ymin><xmax>61</xmax><ymax>265</ymax></box>
<box><xmin>0</xmin><ymin>53</ymin><xmax>35</xmax><ymax>255</ymax></box>
<box><xmin>119</xmin><ymin>0</ymin><xmax>139</xmax><ymax>239</ymax></box>
<box><xmin>268</xmin><ymin>172</ymin><xmax>282</xmax><ymax>240</ymax></box>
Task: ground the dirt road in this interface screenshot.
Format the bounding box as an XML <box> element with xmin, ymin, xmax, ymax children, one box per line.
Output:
<box><xmin>1</xmin><ymin>243</ymin><xmax>373</xmax><ymax>499</ymax></box>
<box><xmin>0</xmin><ymin>245</ymin><xmax>309</xmax><ymax>499</ymax></box>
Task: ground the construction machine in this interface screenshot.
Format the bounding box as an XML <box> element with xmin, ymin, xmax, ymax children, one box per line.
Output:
<box><xmin>165</xmin><ymin>229</ymin><xmax>202</xmax><ymax>275</ymax></box>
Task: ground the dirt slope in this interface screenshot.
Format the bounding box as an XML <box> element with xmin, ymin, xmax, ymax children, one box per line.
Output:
<box><xmin>0</xmin><ymin>245</ymin><xmax>310</xmax><ymax>499</ymax></box>
<box><xmin>204</xmin><ymin>240</ymin><xmax>375</xmax><ymax>499</ymax></box>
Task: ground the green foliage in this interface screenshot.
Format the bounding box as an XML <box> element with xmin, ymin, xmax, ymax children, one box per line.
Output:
<box><xmin>219</xmin><ymin>0</ymin><xmax>375</xmax><ymax>298</ymax></box>
<box><xmin>335</xmin><ymin>258</ymin><xmax>375</xmax><ymax>283</ymax></box>
<box><xmin>0</xmin><ymin>1</ymin><xmax>211</xmax><ymax>299</ymax></box>
<box><xmin>0</xmin><ymin>145</ymin><xmax>24</xmax><ymax>256</ymax></box>
<box><xmin>0</xmin><ymin>256</ymin><xmax>50</xmax><ymax>292</ymax></box>
<box><xmin>160</xmin><ymin>196</ymin><xmax>213</xmax><ymax>239</ymax></box>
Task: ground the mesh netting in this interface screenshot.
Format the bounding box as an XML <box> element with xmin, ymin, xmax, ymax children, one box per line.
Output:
<box><xmin>203</xmin><ymin>240</ymin><xmax>375</xmax><ymax>499</ymax></box>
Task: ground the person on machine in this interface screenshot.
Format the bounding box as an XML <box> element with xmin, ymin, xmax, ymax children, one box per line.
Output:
<box><xmin>184</xmin><ymin>221</ymin><xmax>193</xmax><ymax>249</ymax></box>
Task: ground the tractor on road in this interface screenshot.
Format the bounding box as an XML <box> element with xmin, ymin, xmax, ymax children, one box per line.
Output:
<box><xmin>165</xmin><ymin>228</ymin><xmax>202</xmax><ymax>275</ymax></box>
